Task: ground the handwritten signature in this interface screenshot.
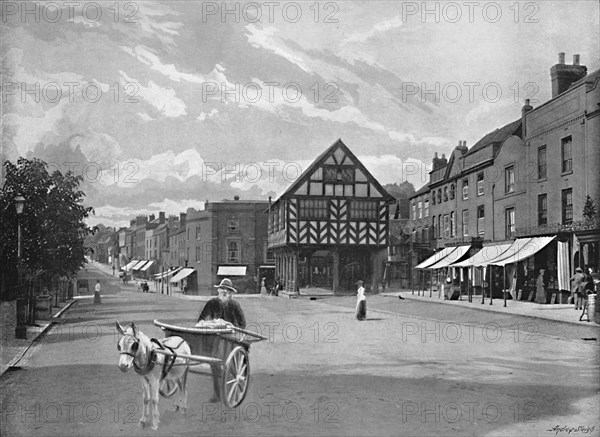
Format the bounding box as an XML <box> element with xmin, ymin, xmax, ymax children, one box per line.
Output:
<box><xmin>547</xmin><ymin>425</ymin><xmax>596</xmax><ymax>435</ymax></box>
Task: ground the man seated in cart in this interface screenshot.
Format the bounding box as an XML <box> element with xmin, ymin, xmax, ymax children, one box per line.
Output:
<box><xmin>197</xmin><ymin>278</ymin><xmax>247</xmax><ymax>402</ymax></box>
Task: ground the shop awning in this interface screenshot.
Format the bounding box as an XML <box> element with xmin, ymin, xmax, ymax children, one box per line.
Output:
<box><xmin>427</xmin><ymin>245</ymin><xmax>471</xmax><ymax>269</ymax></box>
<box><xmin>490</xmin><ymin>236</ymin><xmax>555</xmax><ymax>266</ymax></box>
<box><xmin>415</xmin><ymin>246</ymin><xmax>457</xmax><ymax>269</ymax></box>
<box><xmin>121</xmin><ymin>260</ymin><xmax>138</xmax><ymax>271</ymax></box>
<box><xmin>476</xmin><ymin>238</ymin><xmax>532</xmax><ymax>266</ymax></box>
<box><xmin>258</xmin><ymin>265</ymin><xmax>276</xmax><ymax>269</ymax></box>
<box><xmin>170</xmin><ymin>268</ymin><xmax>195</xmax><ymax>283</ymax></box>
<box><xmin>217</xmin><ymin>266</ymin><xmax>248</xmax><ymax>276</ymax></box>
<box><xmin>132</xmin><ymin>260</ymin><xmax>149</xmax><ymax>270</ymax></box>
<box><xmin>153</xmin><ymin>267</ymin><xmax>182</xmax><ymax>279</ymax></box>
<box><xmin>140</xmin><ymin>260</ymin><xmax>155</xmax><ymax>271</ymax></box>
<box><xmin>451</xmin><ymin>242</ymin><xmax>513</xmax><ymax>267</ymax></box>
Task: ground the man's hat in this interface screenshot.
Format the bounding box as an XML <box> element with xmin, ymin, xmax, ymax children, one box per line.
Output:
<box><xmin>356</xmin><ymin>280</ymin><xmax>364</xmax><ymax>285</ymax></box>
<box><xmin>576</xmin><ymin>267</ymin><xmax>583</xmax><ymax>273</ymax></box>
<box><xmin>214</xmin><ymin>278</ymin><xmax>237</xmax><ymax>292</ymax></box>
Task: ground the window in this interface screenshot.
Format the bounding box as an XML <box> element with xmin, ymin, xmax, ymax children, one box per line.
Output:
<box><xmin>561</xmin><ymin>137</ymin><xmax>572</xmax><ymax>173</ymax></box>
<box><xmin>505</xmin><ymin>208</ymin><xmax>515</xmax><ymax>239</ymax></box>
<box><xmin>538</xmin><ymin>194</ymin><xmax>548</xmax><ymax>226</ymax></box>
<box><xmin>264</xmin><ymin>241</ymin><xmax>275</xmax><ymax>263</ymax></box>
<box><xmin>562</xmin><ymin>188</ymin><xmax>573</xmax><ymax>224</ymax></box>
<box><xmin>438</xmin><ymin>215</ymin><xmax>442</xmax><ymax>239</ymax></box>
<box><xmin>437</xmin><ymin>189</ymin><xmax>442</xmax><ymax>204</ymax></box>
<box><xmin>424</xmin><ymin>200</ymin><xmax>429</xmax><ymax>217</ymax></box>
<box><xmin>462</xmin><ymin>179</ymin><xmax>469</xmax><ymax>200</ymax></box>
<box><xmin>462</xmin><ymin>210</ymin><xmax>469</xmax><ymax>237</ymax></box>
<box><xmin>443</xmin><ymin>186</ymin><xmax>448</xmax><ymax>202</ymax></box>
<box><xmin>227</xmin><ymin>219</ymin><xmax>240</xmax><ymax>233</ymax></box>
<box><xmin>450</xmin><ymin>211</ymin><xmax>456</xmax><ymax>237</ymax></box>
<box><xmin>412</xmin><ymin>203</ymin><xmax>416</xmax><ymax>220</ymax></box>
<box><xmin>443</xmin><ymin>214</ymin><xmax>450</xmax><ymax>238</ymax></box>
<box><xmin>477</xmin><ymin>206</ymin><xmax>485</xmax><ymax>235</ymax></box>
<box><xmin>350</xmin><ymin>200</ymin><xmax>378</xmax><ymax>220</ymax></box>
<box><xmin>432</xmin><ymin>217</ymin><xmax>437</xmax><ymax>239</ymax></box>
<box><xmin>424</xmin><ymin>226</ymin><xmax>429</xmax><ymax>241</ymax></box>
<box><xmin>323</xmin><ymin>166</ymin><xmax>354</xmax><ymax>183</ymax></box>
<box><xmin>196</xmin><ymin>225</ymin><xmax>201</xmax><ymax>239</ymax></box>
<box><xmin>477</xmin><ymin>173</ymin><xmax>484</xmax><ymax>196</ymax></box>
<box><xmin>432</xmin><ymin>192</ymin><xmax>436</xmax><ymax>205</ymax></box>
<box><xmin>299</xmin><ymin>199</ymin><xmax>328</xmax><ymax>219</ymax></box>
<box><xmin>538</xmin><ymin>146</ymin><xmax>547</xmax><ymax>179</ymax></box>
<box><xmin>196</xmin><ymin>246</ymin><xmax>202</xmax><ymax>262</ymax></box>
<box><xmin>450</xmin><ymin>184</ymin><xmax>455</xmax><ymax>200</ymax></box>
<box><xmin>418</xmin><ymin>201</ymin><xmax>422</xmax><ymax>219</ymax></box>
<box><xmin>505</xmin><ymin>166</ymin><xmax>515</xmax><ymax>193</ymax></box>
<box><xmin>226</xmin><ymin>241</ymin><xmax>240</xmax><ymax>263</ymax></box>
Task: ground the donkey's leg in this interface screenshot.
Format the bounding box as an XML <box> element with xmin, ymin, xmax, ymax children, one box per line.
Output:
<box><xmin>139</xmin><ymin>379</ymin><xmax>150</xmax><ymax>427</ymax></box>
<box><xmin>175</xmin><ymin>367</ymin><xmax>189</xmax><ymax>414</ymax></box>
<box><xmin>150</xmin><ymin>377</ymin><xmax>161</xmax><ymax>430</ymax></box>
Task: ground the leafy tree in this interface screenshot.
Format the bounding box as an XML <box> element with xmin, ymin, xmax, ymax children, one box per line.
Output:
<box><xmin>583</xmin><ymin>195</ymin><xmax>597</xmax><ymax>221</ymax></box>
<box><xmin>0</xmin><ymin>158</ymin><xmax>94</xmax><ymax>299</ymax></box>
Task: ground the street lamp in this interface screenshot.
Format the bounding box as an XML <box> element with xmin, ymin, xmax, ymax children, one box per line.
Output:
<box><xmin>14</xmin><ymin>195</ymin><xmax>26</xmax><ymax>338</ymax></box>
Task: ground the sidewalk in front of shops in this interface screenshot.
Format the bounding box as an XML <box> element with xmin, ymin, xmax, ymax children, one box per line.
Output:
<box><xmin>382</xmin><ymin>288</ymin><xmax>600</xmax><ymax>326</ymax></box>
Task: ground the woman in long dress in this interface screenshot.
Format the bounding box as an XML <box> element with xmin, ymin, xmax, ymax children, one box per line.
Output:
<box><xmin>535</xmin><ymin>269</ymin><xmax>546</xmax><ymax>304</ymax></box>
<box><xmin>355</xmin><ymin>280</ymin><xmax>366</xmax><ymax>321</ymax></box>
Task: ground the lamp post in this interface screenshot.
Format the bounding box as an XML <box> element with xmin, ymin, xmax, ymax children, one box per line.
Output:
<box><xmin>14</xmin><ymin>195</ymin><xmax>26</xmax><ymax>338</ymax></box>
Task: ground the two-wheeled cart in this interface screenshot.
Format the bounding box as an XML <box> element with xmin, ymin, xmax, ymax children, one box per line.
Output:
<box><xmin>153</xmin><ymin>319</ymin><xmax>266</xmax><ymax>408</ymax></box>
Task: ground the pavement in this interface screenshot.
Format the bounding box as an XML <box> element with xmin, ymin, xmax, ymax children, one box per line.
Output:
<box><xmin>382</xmin><ymin>287</ymin><xmax>600</xmax><ymax>326</ymax></box>
<box><xmin>0</xmin><ymin>296</ymin><xmax>77</xmax><ymax>377</ymax></box>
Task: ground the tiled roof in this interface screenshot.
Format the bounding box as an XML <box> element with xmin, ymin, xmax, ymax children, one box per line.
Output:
<box><xmin>464</xmin><ymin>119</ymin><xmax>522</xmax><ymax>157</ymax></box>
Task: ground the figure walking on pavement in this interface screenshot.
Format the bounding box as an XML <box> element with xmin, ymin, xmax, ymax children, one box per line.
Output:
<box><xmin>570</xmin><ymin>267</ymin><xmax>586</xmax><ymax>310</ymax></box>
<box><xmin>94</xmin><ymin>280</ymin><xmax>102</xmax><ymax>304</ymax></box>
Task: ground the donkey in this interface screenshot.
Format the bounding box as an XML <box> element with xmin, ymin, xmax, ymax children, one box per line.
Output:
<box><xmin>116</xmin><ymin>321</ymin><xmax>191</xmax><ymax>430</ymax></box>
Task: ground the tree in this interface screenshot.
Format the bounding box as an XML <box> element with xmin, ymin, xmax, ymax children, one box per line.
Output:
<box><xmin>0</xmin><ymin>158</ymin><xmax>94</xmax><ymax>299</ymax></box>
<box><xmin>583</xmin><ymin>195</ymin><xmax>597</xmax><ymax>221</ymax></box>
<box><xmin>384</xmin><ymin>181</ymin><xmax>416</xmax><ymax>219</ymax></box>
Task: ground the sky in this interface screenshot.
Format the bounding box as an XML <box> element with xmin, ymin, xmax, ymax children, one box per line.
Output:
<box><xmin>2</xmin><ymin>0</ymin><xmax>599</xmax><ymax>228</ymax></box>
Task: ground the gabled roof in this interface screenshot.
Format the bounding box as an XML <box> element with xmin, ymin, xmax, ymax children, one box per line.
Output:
<box><xmin>411</xmin><ymin>183</ymin><xmax>430</xmax><ymax>199</ymax></box>
<box><xmin>465</xmin><ymin>119</ymin><xmax>522</xmax><ymax>157</ymax></box>
<box><xmin>274</xmin><ymin>138</ymin><xmax>395</xmax><ymax>204</ymax></box>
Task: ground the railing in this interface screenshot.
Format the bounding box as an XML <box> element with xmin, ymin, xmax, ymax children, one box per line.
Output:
<box><xmin>515</xmin><ymin>218</ymin><xmax>600</xmax><ymax>237</ymax></box>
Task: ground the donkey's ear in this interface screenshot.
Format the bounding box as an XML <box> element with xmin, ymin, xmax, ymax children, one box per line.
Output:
<box><xmin>130</xmin><ymin>322</ymin><xmax>137</xmax><ymax>337</ymax></box>
<box><xmin>116</xmin><ymin>321</ymin><xmax>126</xmax><ymax>335</ymax></box>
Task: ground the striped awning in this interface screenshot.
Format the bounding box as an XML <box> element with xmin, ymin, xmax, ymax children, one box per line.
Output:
<box><xmin>132</xmin><ymin>260</ymin><xmax>149</xmax><ymax>270</ymax></box>
<box><xmin>415</xmin><ymin>247</ymin><xmax>456</xmax><ymax>269</ymax></box>
<box><xmin>451</xmin><ymin>242</ymin><xmax>512</xmax><ymax>267</ymax></box>
<box><xmin>140</xmin><ymin>260</ymin><xmax>155</xmax><ymax>271</ymax></box>
<box><xmin>427</xmin><ymin>245</ymin><xmax>471</xmax><ymax>269</ymax></box>
<box><xmin>170</xmin><ymin>268</ymin><xmax>195</xmax><ymax>283</ymax></box>
<box><xmin>121</xmin><ymin>260</ymin><xmax>138</xmax><ymax>271</ymax></box>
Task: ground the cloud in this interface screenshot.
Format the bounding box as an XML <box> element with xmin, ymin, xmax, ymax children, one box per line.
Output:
<box><xmin>119</xmin><ymin>70</ymin><xmax>187</xmax><ymax>117</ymax></box>
<box><xmin>343</xmin><ymin>15</ymin><xmax>404</xmax><ymax>44</ymax></box>
<box><xmin>245</xmin><ymin>24</ymin><xmax>312</xmax><ymax>73</ymax></box>
<box><xmin>197</xmin><ymin>109</ymin><xmax>218</xmax><ymax>121</ymax></box>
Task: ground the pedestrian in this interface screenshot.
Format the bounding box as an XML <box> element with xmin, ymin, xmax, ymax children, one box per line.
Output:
<box><xmin>196</xmin><ymin>278</ymin><xmax>246</xmax><ymax>403</ymax></box>
<box><xmin>355</xmin><ymin>280</ymin><xmax>366</xmax><ymax>321</ymax></box>
<box><xmin>535</xmin><ymin>269</ymin><xmax>546</xmax><ymax>304</ymax></box>
<box><xmin>570</xmin><ymin>267</ymin><xmax>586</xmax><ymax>310</ymax></box>
<box><xmin>94</xmin><ymin>280</ymin><xmax>102</xmax><ymax>304</ymax></box>
<box><xmin>260</xmin><ymin>277</ymin><xmax>267</xmax><ymax>295</ymax></box>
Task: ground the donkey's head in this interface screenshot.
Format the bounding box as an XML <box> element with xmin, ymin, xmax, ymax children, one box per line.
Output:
<box><xmin>116</xmin><ymin>321</ymin><xmax>141</xmax><ymax>372</ymax></box>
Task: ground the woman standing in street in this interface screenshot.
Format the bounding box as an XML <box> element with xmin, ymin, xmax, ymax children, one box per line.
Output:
<box><xmin>355</xmin><ymin>280</ymin><xmax>366</xmax><ymax>321</ymax></box>
<box><xmin>535</xmin><ymin>269</ymin><xmax>547</xmax><ymax>304</ymax></box>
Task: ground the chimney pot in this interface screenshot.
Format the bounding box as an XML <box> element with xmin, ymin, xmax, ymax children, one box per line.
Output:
<box><xmin>573</xmin><ymin>54</ymin><xmax>580</xmax><ymax>65</ymax></box>
<box><xmin>558</xmin><ymin>52</ymin><xmax>565</xmax><ymax>64</ymax></box>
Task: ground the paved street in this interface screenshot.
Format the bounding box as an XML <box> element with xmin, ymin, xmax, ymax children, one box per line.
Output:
<box><xmin>1</xmin><ymin>266</ymin><xmax>599</xmax><ymax>437</ymax></box>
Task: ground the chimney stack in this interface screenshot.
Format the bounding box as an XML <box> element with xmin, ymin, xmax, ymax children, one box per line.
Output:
<box><xmin>550</xmin><ymin>53</ymin><xmax>587</xmax><ymax>98</ymax></box>
<box><xmin>521</xmin><ymin>99</ymin><xmax>534</xmax><ymax>138</ymax></box>
<box><xmin>159</xmin><ymin>211</ymin><xmax>165</xmax><ymax>224</ymax></box>
<box><xmin>180</xmin><ymin>212</ymin><xmax>187</xmax><ymax>229</ymax></box>
<box><xmin>456</xmin><ymin>140</ymin><xmax>468</xmax><ymax>155</ymax></box>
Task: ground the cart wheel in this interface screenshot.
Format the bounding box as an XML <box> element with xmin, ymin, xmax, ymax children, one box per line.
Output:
<box><xmin>159</xmin><ymin>379</ymin><xmax>178</xmax><ymax>398</ymax></box>
<box><xmin>221</xmin><ymin>346</ymin><xmax>249</xmax><ymax>408</ymax></box>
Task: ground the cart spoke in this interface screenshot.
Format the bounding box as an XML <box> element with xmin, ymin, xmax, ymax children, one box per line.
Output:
<box><xmin>226</xmin><ymin>378</ymin><xmax>237</xmax><ymax>385</ymax></box>
<box><xmin>227</xmin><ymin>383</ymin><xmax>238</xmax><ymax>403</ymax></box>
<box><xmin>239</xmin><ymin>364</ymin><xmax>247</xmax><ymax>376</ymax></box>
